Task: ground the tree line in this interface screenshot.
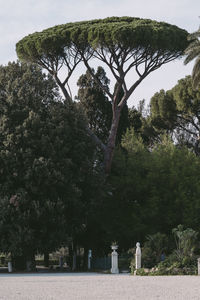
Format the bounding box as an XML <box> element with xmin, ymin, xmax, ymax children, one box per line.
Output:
<box><xmin>0</xmin><ymin>16</ymin><xmax>200</xmax><ymax>270</ymax></box>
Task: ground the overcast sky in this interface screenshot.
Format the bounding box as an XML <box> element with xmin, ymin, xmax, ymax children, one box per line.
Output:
<box><xmin>0</xmin><ymin>0</ymin><xmax>199</xmax><ymax>107</ymax></box>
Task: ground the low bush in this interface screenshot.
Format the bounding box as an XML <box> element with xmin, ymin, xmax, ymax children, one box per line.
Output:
<box><xmin>130</xmin><ymin>226</ymin><xmax>199</xmax><ymax>276</ymax></box>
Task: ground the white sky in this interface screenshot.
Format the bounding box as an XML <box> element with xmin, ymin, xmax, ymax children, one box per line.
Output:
<box><xmin>0</xmin><ymin>0</ymin><xmax>199</xmax><ymax>107</ymax></box>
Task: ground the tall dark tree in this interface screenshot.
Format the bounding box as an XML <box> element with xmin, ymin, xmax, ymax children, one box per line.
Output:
<box><xmin>77</xmin><ymin>66</ymin><xmax>130</xmax><ymax>146</ymax></box>
<box><xmin>77</xmin><ymin>66</ymin><xmax>112</xmax><ymax>144</ymax></box>
<box><xmin>0</xmin><ymin>62</ymin><xmax>95</xmax><ymax>269</ymax></box>
<box><xmin>128</xmin><ymin>102</ymin><xmax>159</xmax><ymax>147</ymax></box>
<box><xmin>16</xmin><ymin>16</ymin><xmax>189</xmax><ymax>173</ymax></box>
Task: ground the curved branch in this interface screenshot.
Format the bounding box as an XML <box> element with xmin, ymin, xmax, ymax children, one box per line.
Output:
<box><xmin>82</xmin><ymin>56</ymin><xmax>113</xmax><ymax>100</ymax></box>
<box><xmin>86</xmin><ymin>126</ymin><xmax>106</xmax><ymax>152</ymax></box>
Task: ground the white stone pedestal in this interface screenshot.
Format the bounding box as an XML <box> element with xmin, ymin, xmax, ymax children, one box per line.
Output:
<box><xmin>135</xmin><ymin>242</ymin><xmax>141</xmax><ymax>269</ymax></box>
<box><xmin>8</xmin><ymin>262</ymin><xmax>12</xmax><ymax>273</ymax></box>
<box><xmin>88</xmin><ymin>250</ymin><xmax>92</xmax><ymax>270</ymax></box>
<box><xmin>198</xmin><ymin>258</ymin><xmax>200</xmax><ymax>275</ymax></box>
<box><xmin>111</xmin><ymin>245</ymin><xmax>119</xmax><ymax>274</ymax></box>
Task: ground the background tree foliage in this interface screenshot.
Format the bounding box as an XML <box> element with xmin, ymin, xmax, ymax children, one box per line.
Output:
<box><xmin>150</xmin><ymin>76</ymin><xmax>200</xmax><ymax>154</ymax></box>
<box><xmin>101</xmin><ymin>132</ymin><xmax>200</xmax><ymax>250</ymax></box>
<box><xmin>77</xmin><ymin>66</ymin><xmax>112</xmax><ymax>144</ymax></box>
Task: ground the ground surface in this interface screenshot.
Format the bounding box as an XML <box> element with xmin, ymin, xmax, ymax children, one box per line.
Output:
<box><xmin>0</xmin><ymin>273</ymin><xmax>200</xmax><ymax>299</ymax></box>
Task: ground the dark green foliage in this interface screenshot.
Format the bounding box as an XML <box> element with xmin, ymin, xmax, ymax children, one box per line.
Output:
<box><xmin>104</xmin><ymin>132</ymin><xmax>200</xmax><ymax>251</ymax></box>
<box><xmin>16</xmin><ymin>17</ymin><xmax>188</xmax><ymax>62</ymax></box>
<box><xmin>133</xmin><ymin>225</ymin><xmax>199</xmax><ymax>276</ymax></box>
<box><xmin>0</xmin><ymin>62</ymin><xmax>95</xmax><ymax>261</ymax></box>
<box><xmin>77</xmin><ymin>67</ymin><xmax>112</xmax><ymax>144</ymax></box>
<box><xmin>128</xmin><ymin>104</ymin><xmax>158</xmax><ymax>146</ymax></box>
<box><xmin>150</xmin><ymin>89</ymin><xmax>177</xmax><ymax>130</ymax></box>
<box><xmin>130</xmin><ymin>232</ymin><xmax>168</xmax><ymax>271</ymax></box>
<box><xmin>142</xmin><ymin>233</ymin><xmax>168</xmax><ymax>268</ymax></box>
<box><xmin>128</xmin><ymin>108</ymin><xmax>143</xmax><ymax>133</ymax></box>
<box><xmin>150</xmin><ymin>76</ymin><xmax>200</xmax><ymax>153</ymax></box>
<box><xmin>172</xmin><ymin>224</ymin><xmax>198</xmax><ymax>260</ymax></box>
<box><xmin>77</xmin><ymin>66</ymin><xmax>131</xmax><ymax>145</ymax></box>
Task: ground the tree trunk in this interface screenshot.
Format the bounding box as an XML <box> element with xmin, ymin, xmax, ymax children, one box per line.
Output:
<box><xmin>44</xmin><ymin>252</ymin><xmax>49</xmax><ymax>267</ymax></box>
<box><xmin>26</xmin><ymin>255</ymin><xmax>36</xmax><ymax>271</ymax></box>
<box><xmin>72</xmin><ymin>250</ymin><xmax>77</xmax><ymax>271</ymax></box>
<box><xmin>83</xmin><ymin>247</ymin><xmax>88</xmax><ymax>271</ymax></box>
<box><xmin>104</xmin><ymin>107</ymin><xmax>121</xmax><ymax>174</ymax></box>
<box><xmin>12</xmin><ymin>255</ymin><xmax>26</xmax><ymax>271</ymax></box>
<box><xmin>68</xmin><ymin>243</ymin><xmax>73</xmax><ymax>270</ymax></box>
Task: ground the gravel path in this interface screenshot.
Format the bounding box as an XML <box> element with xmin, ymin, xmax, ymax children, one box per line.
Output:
<box><xmin>0</xmin><ymin>273</ymin><xmax>200</xmax><ymax>300</ymax></box>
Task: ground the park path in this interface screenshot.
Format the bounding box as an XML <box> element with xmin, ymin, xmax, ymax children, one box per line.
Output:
<box><xmin>0</xmin><ymin>273</ymin><xmax>200</xmax><ymax>299</ymax></box>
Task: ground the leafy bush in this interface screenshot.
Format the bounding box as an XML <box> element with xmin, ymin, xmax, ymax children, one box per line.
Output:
<box><xmin>149</xmin><ymin>258</ymin><xmax>197</xmax><ymax>275</ymax></box>
<box><xmin>138</xmin><ymin>232</ymin><xmax>168</xmax><ymax>268</ymax></box>
<box><xmin>130</xmin><ymin>226</ymin><xmax>199</xmax><ymax>275</ymax></box>
<box><xmin>132</xmin><ymin>258</ymin><xmax>197</xmax><ymax>276</ymax></box>
<box><xmin>134</xmin><ymin>268</ymin><xmax>149</xmax><ymax>276</ymax></box>
<box><xmin>172</xmin><ymin>225</ymin><xmax>198</xmax><ymax>260</ymax></box>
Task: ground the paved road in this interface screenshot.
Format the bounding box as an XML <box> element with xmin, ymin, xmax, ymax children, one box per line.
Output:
<box><xmin>0</xmin><ymin>273</ymin><xmax>200</xmax><ymax>300</ymax></box>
